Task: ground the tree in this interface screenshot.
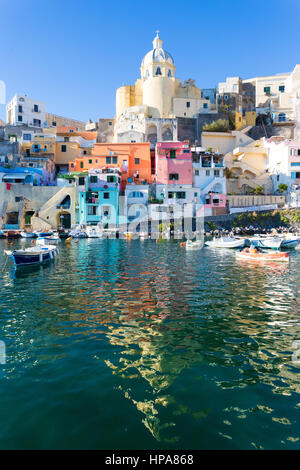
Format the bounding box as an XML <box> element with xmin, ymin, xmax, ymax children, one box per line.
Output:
<box><xmin>253</xmin><ymin>186</ymin><xmax>264</xmax><ymax>195</ymax></box>
<box><xmin>203</xmin><ymin>119</ymin><xmax>230</xmax><ymax>133</ymax></box>
<box><xmin>277</xmin><ymin>183</ymin><xmax>288</xmax><ymax>194</ymax></box>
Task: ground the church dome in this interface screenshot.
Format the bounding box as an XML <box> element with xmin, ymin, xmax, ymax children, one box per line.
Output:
<box><xmin>141</xmin><ymin>33</ymin><xmax>174</xmax><ymax>68</ymax></box>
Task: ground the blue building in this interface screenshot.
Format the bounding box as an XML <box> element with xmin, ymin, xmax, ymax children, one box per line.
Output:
<box><xmin>78</xmin><ymin>169</ymin><xmax>121</xmax><ymax>227</ymax></box>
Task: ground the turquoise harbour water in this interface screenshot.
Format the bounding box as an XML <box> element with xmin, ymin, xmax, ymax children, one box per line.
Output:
<box><xmin>0</xmin><ymin>238</ymin><xmax>300</xmax><ymax>450</ymax></box>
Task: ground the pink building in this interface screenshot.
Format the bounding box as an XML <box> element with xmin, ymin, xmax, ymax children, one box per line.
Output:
<box><xmin>155</xmin><ymin>142</ymin><xmax>193</xmax><ymax>185</ymax></box>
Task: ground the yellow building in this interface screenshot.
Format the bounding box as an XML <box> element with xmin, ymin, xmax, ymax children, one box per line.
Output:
<box><xmin>54</xmin><ymin>127</ymin><xmax>97</xmax><ymax>171</ymax></box>
<box><xmin>116</xmin><ymin>33</ymin><xmax>211</xmax><ymax>121</ymax></box>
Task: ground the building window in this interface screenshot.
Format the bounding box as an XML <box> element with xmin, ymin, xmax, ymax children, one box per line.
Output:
<box><xmin>297</xmin><ymin>149</ymin><xmax>300</xmax><ymax>156</ymax></box>
<box><xmin>113</xmin><ymin>156</ymin><xmax>117</xmax><ymax>164</ymax></box>
<box><xmin>64</xmin><ymin>137</ymin><xmax>69</xmax><ymax>142</ymax></box>
<box><xmin>18</xmin><ymin>115</ymin><xmax>22</xmax><ymax>122</ymax></box>
<box><xmin>186</xmin><ymin>102</ymin><xmax>190</xmax><ymax>108</ymax></box>
<box><xmin>90</xmin><ymin>175</ymin><xmax>97</xmax><ymax>183</ymax></box>
<box><xmin>83</xmin><ymin>150</ymin><xmax>87</xmax><ymax>155</ymax></box>
<box><xmin>106</xmin><ymin>157</ymin><xmax>111</xmax><ymax>164</ymax></box>
<box><xmin>18</xmin><ymin>105</ymin><xmax>22</xmax><ymax>113</ymax></box>
<box><xmin>80</xmin><ymin>162</ymin><xmax>84</xmax><ymax>169</ymax></box>
<box><xmin>206</xmin><ymin>170</ymin><xmax>210</xmax><ymax>176</ymax></box>
<box><xmin>135</xmin><ymin>158</ymin><xmax>140</xmax><ymax>164</ymax></box>
<box><xmin>279</xmin><ymin>85</ymin><xmax>285</xmax><ymax>92</ymax></box>
<box><xmin>214</xmin><ymin>170</ymin><xmax>220</xmax><ymax>177</ymax></box>
<box><xmin>169</xmin><ymin>173</ymin><xmax>179</xmax><ymax>180</ymax></box>
<box><xmin>264</xmin><ymin>86</ymin><xmax>271</xmax><ymax>95</ymax></box>
<box><xmin>194</xmin><ymin>192</ymin><xmax>197</xmax><ymax>197</ymax></box>
<box><xmin>88</xmin><ymin>206</ymin><xmax>97</xmax><ymax>216</ymax></box>
<box><xmin>195</xmin><ymin>170</ymin><xmax>199</xmax><ymax>176</ymax></box>
<box><xmin>33</xmin><ymin>119</ymin><xmax>41</xmax><ymax>126</ymax></box>
<box><xmin>33</xmin><ymin>104</ymin><xmax>39</xmax><ymax>112</ymax></box>
<box><xmin>61</xmin><ymin>145</ymin><xmax>67</xmax><ymax>152</ymax></box>
<box><xmin>23</xmin><ymin>134</ymin><xmax>31</xmax><ymax>140</ymax></box>
<box><xmin>78</xmin><ymin>176</ymin><xmax>85</xmax><ymax>185</ymax></box>
<box><xmin>156</xmin><ymin>67</ymin><xmax>162</xmax><ymax>76</ymax></box>
<box><xmin>168</xmin><ymin>70</ymin><xmax>172</xmax><ymax>77</ymax></box>
<box><xmin>52</xmin><ymin>122</ymin><xmax>56</xmax><ymax>126</ymax></box>
<box><xmin>169</xmin><ymin>149</ymin><xmax>176</xmax><ymax>158</ymax></box>
<box><xmin>89</xmin><ymin>159</ymin><xmax>92</xmax><ymax>164</ymax></box>
<box><xmin>203</xmin><ymin>103</ymin><xmax>208</xmax><ymax>109</ymax></box>
<box><xmin>176</xmin><ymin>192</ymin><xmax>186</xmax><ymax>199</ymax></box>
<box><xmin>103</xmin><ymin>192</ymin><xmax>110</xmax><ymax>199</ymax></box>
<box><xmin>107</xmin><ymin>175</ymin><xmax>115</xmax><ymax>183</ymax></box>
<box><xmin>109</xmin><ymin>122</ymin><xmax>112</xmax><ymax>126</ymax></box>
<box><xmin>168</xmin><ymin>192</ymin><xmax>174</xmax><ymax>198</ymax></box>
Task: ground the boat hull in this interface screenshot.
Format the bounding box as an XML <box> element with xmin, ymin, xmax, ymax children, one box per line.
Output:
<box><xmin>206</xmin><ymin>238</ymin><xmax>245</xmax><ymax>249</ymax></box>
<box><xmin>5</xmin><ymin>247</ymin><xmax>58</xmax><ymax>267</ymax></box>
<box><xmin>236</xmin><ymin>251</ymin><xmax>290</xmax><ymax>262</ymax></box>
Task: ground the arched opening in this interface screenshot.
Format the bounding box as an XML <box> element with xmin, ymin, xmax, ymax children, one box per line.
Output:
<box><xmin>155</xmin><ymin>67</ymin><xmax>162</xmax><ymax>76</ymax></box>
<box><xmin>162</xmin><ymin>125</ymin><xmax>173</xmax><ymax>141</ymax></box>
<box><xmin>56</xmin><ymin>194</ymin><xmax>71</xmax><ymax>209</ymax></box>
<box><xmin>211</xmin><ymin>183</ymin><xmax>223</xmax><ymax>194</ymax></box>
<box><xmin>146</xmin><ymin>124</ymin><xmax>158</xmax><ymax>148</ymax></box>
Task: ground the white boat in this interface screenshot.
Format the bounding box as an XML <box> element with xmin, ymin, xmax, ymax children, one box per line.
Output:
<box><xmin>185</xmin><ymin>239</ymin><xmax>203</xmax><ymax>250</ymax></box>
<box><xmin>139</xmin><ymin>232</ymin><xmax>149</xmax><ymax>239</ymax></box>
<box><xmin>5</xmin><ymin>245</ymin><xmax>58</xmax><ymax>267</ymax></box>
<box><xmin>250</xmin><ymin>237</ymin><xmax>283</xmax><ymax>250</ymax></box>
<box><xmin>21</xmin><ymin>231</ymin><xmax>37</xmax><ymax>238</ymax></box>
<box><xmin>69</xmin><ymin>227</ymin><xmax>88</xmax><ymax>238</ymax></box>
<box><xmin>85</xmin><ymin>226</ymin><xmax>103</xmax><ymax>238</ymax></box>
<box><xmin>36</xmin><ymin>236</ymin><xmax>61</xmax><ymax>246</ymax></box>
<box><xmin>280</xmin><ymin>236</ymin><xmax>300</xmax><ymax>249</ymax></box>
<box><xmin>205</xmin><ymin>237</ymin><xmax>245</xmax><ymax>249</ymax></box>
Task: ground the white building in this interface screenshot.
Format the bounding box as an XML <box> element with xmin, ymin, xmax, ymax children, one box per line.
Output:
<box><xmin>264</xmin><ymin>137</ymin><xmax>300</xmax><ymax>201</ymax></box>
<box><xmin>244</xmin><ymin>64</ymin><xmax>300</xmax><ymax>122</ymax></box>
<box><xmin>6</xmin><ymin>94</ymin><xmax>46</xmax><ymax>127</ymax></box>
<box><xmin>191</xmin><ymin>147</ymin><xmax>226</xmax><ymax>204</ymax></box>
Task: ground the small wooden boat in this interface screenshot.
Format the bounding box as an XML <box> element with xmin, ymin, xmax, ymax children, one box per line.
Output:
<box><xmin>4</xmin><ymin>230</ymin><xmax>21</xmax><ymax>239</ymax></box>
<box><xmin>34</xmin><ymin>231</ymin><xmax>53</xmax><ymax>238</ymax></box>
<box><xmin>236</xmin><ymin>247</ymin><xmax>290</xmax><ymax>262</ymax></box>
<box><xmin>206</xmin><ymin>237</ymin><xmax>245</xmax><ymax>249</ymax></box>
<box><xmin>36</xmin><ymin>236</ymin><xmax>60</xmax><ymax>246</ymax></box>
<box><xmin>4</xmin><ymin>245</ymin><xmax>58</xmax><ymax>267</ymax></box>
<box><xmin>250</xmin><ymin>237</ymin><xmax>283</xmax><ymax>250</ymax></box>
<box><xmin>21</xmin><ymin>231</ymin><xmax>38</xmax><ymax>238</ymax></box>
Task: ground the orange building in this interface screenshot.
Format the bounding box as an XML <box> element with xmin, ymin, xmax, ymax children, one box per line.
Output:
<box><xmin>69</xmin><ymin>142</ymin><xmax>151</xmax><ymax>190</ymax></box>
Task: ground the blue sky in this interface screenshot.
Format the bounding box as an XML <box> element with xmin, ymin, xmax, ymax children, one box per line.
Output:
<box><xmin>0</xmin><ymin>0</ymin><xmax>299</xmax><ymax>123</ymax></box>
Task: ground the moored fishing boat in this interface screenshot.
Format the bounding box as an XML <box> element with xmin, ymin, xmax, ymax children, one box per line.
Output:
<box><xmin>85</xmin><ymin>226</ymin><xmax>103</xmax><ymax>238</ymax></box>
<box><xmin>4</xmin><ymin>230</ymin><xmax>21</xmax><ymax>239</ymax></box>
<box><xmin>36</xmin><ymin>235</ymin><xmax>60</xmax><ymax>246</ymax></box>
<box><xmin>236</xmin><ymin>247</ymin><xmax>290</xmax><ymax>262</ymax></box>
<box><xmin>205</xmin><ymin>237</ymin><xmax>245</xmax><ymax>249</ymax></box>
<box><xmin>21</xmin><ymin>231</ymin><xmax>38</xmax><ymax>238</ymax></box>
<box><xmin>4</xmin><ymin>245</ymin><xmax>58</xmax><ymax>267</ymax></box>
<box><xmin>34</xmin><ymin>230</ymin><xmax>53</xmax><ymax>238</ymax></box>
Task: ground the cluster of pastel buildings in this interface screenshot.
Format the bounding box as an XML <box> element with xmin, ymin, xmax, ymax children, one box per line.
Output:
<box><xmin>0</xmin><ymin>33</ymin><xmax>300</xmax><ymax>230</ymax></box>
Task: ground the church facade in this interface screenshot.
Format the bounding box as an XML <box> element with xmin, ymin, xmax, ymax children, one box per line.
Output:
<box><xmin>114</xmin><ymin>33</ymin><xmax>213</xmax><ymax>147</ymax></box>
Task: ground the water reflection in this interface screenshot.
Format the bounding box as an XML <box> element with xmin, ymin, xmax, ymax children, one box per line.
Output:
<box><xmin>0</xmin><ymin>240</ymin><xmax>300</xmax><ymax>448</ymax></box>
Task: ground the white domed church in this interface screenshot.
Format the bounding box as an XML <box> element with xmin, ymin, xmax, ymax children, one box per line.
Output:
<box><xmin>114</xmin><ymin>33</ymin><xmax>211</xmax><ymax>146</ymax></box>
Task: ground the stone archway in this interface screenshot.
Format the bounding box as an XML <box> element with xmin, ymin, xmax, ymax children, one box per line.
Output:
<box><xmin>146</xmin><ymin>124</ymin><xmax>158</xmax><ymax>147</ymax></box>
<box><xmin>162</xmin><ymin>124</ymin><xmax>173</xmax><ymax>141</ymax></box>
